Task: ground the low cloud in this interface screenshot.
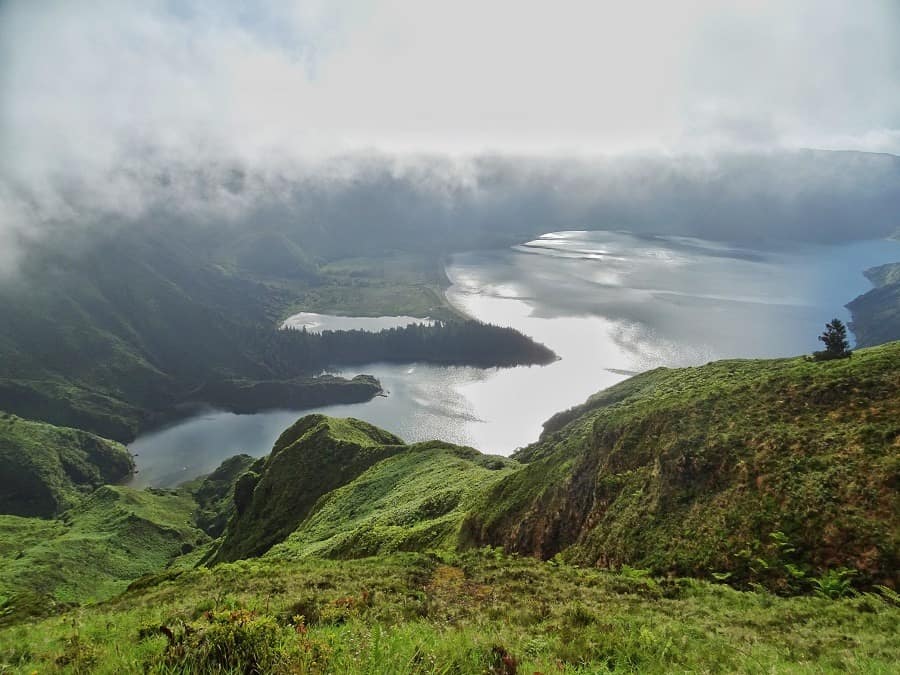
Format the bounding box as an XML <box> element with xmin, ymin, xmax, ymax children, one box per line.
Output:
<box><xmin>1</xmin><ymin>1</ymin><xmax>899</xmax><ymax>274</ymax></box>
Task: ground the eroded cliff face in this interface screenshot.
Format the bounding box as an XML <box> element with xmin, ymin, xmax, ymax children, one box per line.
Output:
<box><xmin>463</xmin><ymin>344</ymin><xmax>900</xmax><ymax>589</ymax></box>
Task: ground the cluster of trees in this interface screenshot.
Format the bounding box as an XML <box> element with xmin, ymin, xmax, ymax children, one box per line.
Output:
<box><xmin>240</xmin><ymin>320</ymin><xmax>557</xmax><ymax>375</ymax></box>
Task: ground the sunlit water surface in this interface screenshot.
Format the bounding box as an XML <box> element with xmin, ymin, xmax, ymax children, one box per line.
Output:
<box><xmin>281</xmin><ymin>312</ymin><xmax>433</xmax><ymax>332</ymax></box>
<box><xmin>130</xmin><ymin>231</ymin><xmax>900</xmax><ymax>486</ymax></box>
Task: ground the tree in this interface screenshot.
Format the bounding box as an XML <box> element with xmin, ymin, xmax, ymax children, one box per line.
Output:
<box><xmin>813</xmin><ymin>318</ymin><xmax>852</xmax><ymax>361</ymax></box>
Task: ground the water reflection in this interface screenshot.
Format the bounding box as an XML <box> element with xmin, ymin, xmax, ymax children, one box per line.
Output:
<box><xmin>130</xmin><ymin>230</ymin><xmax>900</xmax><ymax>486</ymax></box>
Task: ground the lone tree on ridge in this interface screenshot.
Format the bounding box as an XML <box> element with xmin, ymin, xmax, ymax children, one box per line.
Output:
<box><xmin>812</xmin><ymin>318</ymin><xmax>852</xmax><ymax>361</ymax></box>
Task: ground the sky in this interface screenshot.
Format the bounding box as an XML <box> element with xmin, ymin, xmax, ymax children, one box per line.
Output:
<box><xmin>1</xmin><ymin>0</ymin><xmax>899</xmax><ymax>271</ymax></box>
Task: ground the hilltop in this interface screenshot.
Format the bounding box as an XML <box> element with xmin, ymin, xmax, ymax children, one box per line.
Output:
<box><xmin>0</xmin><ymin>413</ymin><xmax>133</xmax><ymax>517</ymax></box>
<box><xmin>466</xmin><ymin>341</ymin><xmax>900</xmax><ymax>591</ymax></box>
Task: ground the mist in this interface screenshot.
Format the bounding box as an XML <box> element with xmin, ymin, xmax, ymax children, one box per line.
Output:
<box><xmin>2</xmin><ymin>0</ymin><xmax>900</xmax><ymax>273</ymax></box>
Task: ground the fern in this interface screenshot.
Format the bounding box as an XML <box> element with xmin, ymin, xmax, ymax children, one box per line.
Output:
<box><xmin>874</xmin><ymin>585</ymin><xmax>900</xmax><ymax>607</ymax></box>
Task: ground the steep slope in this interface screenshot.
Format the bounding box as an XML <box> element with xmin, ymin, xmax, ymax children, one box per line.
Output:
<box><xmin>0</xmin><ymin>228</ymin><xmax>377</xmax><ymax>439</ymax></box>
<box><xmin>0</xmin><ymin>485</ymin><xmax>208</xmax><ymax>623</ymax></box>
<box><xmin>463</xmin><ymin>342</ymin><xmax>900</xmax><ymax>589</ymax></box>
<box><xmin>0</xmin><ymin>413</ymin><xmax>134</xmax><ymax>517</ymax></box>
<box><xmin>847</xmin><ymin>261</ymin><xmax>900</xmax><ymax>347</ymax></box>
<box><xmin>183</xmin><ymin>453</ymin><xmax>257</xmax><ymax>537</ymax></box>
<box><xmin>266</xmin><ymin>442</ymin><xmax>517</xmax><ymax>560</ymax></box>
<box><xmin>210</xmin><ymin>415</ymin><xmax>406</xmax><ymax>562</ymax></box>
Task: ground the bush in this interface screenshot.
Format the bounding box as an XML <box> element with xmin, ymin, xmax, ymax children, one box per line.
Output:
<box><xmin>147</xmin><ymin>610</ymin><xmax>285</xmax><ymax>674</ymax></box>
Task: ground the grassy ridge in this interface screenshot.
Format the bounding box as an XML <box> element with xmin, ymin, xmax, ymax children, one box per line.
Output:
<box><xmin>210</xmin><ymin>416</ymin><xmax>407</xmax><ymax>563</ymax></box>
<box><xmin>267</xmin><ymin>442</ymin><xmax>517</xmax><ymax>560</ymax></box>
<box><xmin>0</xmin><ymin>413</ymin><xmax>133</xmax><ymax>517</ymax></box>
<box><xmin>464</xmin><ymin>342</ymin><xmax>900</xmax><ymax>590</ymax></box>
<box><xmin>1</xmin><ymin>345</ymin><xmax>899</xmax><ymax>670</ymax></box>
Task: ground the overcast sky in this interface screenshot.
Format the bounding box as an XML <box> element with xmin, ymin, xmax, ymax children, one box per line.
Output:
<box><xmin>1</xmin><ymin>1</ymin><xmax>899</xmax><ymax>271</ymax></box>
<box><xmin>2</xmin><ymin>0</ymin><xmax>899</xmax><ymax>167</ymax></box>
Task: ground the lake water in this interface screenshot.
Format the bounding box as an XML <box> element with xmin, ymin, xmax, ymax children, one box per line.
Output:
<box><xmin>281</xmin><ymin>312</ymin><xmax>434</xmax><ymax>332</ymax></box>
<box><xmin>129</xmin><ymin>230</ymin><xmax>900</xmax><ymax>487</ymax></box>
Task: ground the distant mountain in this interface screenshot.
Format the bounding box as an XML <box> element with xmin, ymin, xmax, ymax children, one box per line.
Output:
<box><xmin>0</xmin><ymin>224</ymin><xmax>551</xmax><ymax>440</ymax></box>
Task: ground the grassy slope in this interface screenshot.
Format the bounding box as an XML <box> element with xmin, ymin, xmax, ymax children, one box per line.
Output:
<box><xmin>0</xmin><ymin>486</ymin><xmax>208</xmax><ymax>623</ymax></box>
<box><xmin>0</xmin><ymin>413</ymin><xmax>134</xmax><ymax>517</ymax></box>
<box><xmin>267</xmin><ymin>442</ymin><xmax>517</xmax><ymax>560</ymax></box>
<box><xmin>210</xmin><ymin>415</ymin><xmax>407</xmax><ymax>563</ymax></box>
<box><xmin>0</xmin><ymin>344</ymin><xmax>899</xmax><ymax>670</ymax></box>
<box><xmin>847</xmin><ymin>261</ymin><xmax>900</xmax><ymax>347</ymax></box>
<box><xmin>464</xmin><ymin>342</ymin><xmax>900</xmax><ymax>589</ymax></box>
<box><xmin>1</xmin><ymin>550</ymin><xmax>897</xmax><ymax>673</ymax></box>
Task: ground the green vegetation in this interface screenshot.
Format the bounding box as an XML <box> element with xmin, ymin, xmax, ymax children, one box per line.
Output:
<box><xmin>252</xmin><ymin>320</ymin><xmax>556</xmax><ymax>372</ymax></box>
<box><xmin>267</xmin><ymin>442</ymin><xmax>517</xmax><ymax>560</ymax></box>
<box><xmin>0</xmin><ymin>486</ymin><xmax>207</xmax><ymax>624</ymax></box>
<box><xmin>210</xmin><ymin>415</ymin><xmax>407</xmax><ymax>563</ymax></box>
<box><xmin>811</xmin><ymin>318</ymin><xmax>853</xmax><ymax>361</ymax></box>
<box><xmin>1</xmin><ymin>343</ymin><xmax>899</xmax><ymax>671</ymax></box>
<box><xmin>465</xmin><ymin>341</ymin><xmax>900</xmax><ymax>591</ymax></box>
<box><xmin>0</xmin><ymin>413</ymin><xmax>133</xmax><ymax>517</ymax></box>
<box><xmin>1</xmin><ymin>550</ymin><xmax>897</xmax><ymax>673</ymax></box>
<box><xmin>847</xmin><ymin>261</ymin><xmax>900</xmax><ymax>347</ymax></box>
<box><xmin>290</xmin><ymin>253</ymin><xmax>464</xmax><ymax>321</ymax></box>
<box><xmin>181</xmin><ymin>454</ymin><xmax>257</xmax><ymax>537</ymax></box>
<box><xmin>0</xmin><ymin>225</ymin><xmax>548</xmax><ymax>441</ymax></box>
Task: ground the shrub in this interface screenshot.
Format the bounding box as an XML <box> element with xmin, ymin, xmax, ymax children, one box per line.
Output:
<box><xmin>147</xmin><ymin>610</ymin><xmax>285</xmax><ymax>674</ymax></box>
<box><xmin>812</xmin><ymin>569</ymin><xmax>856</xmax><ymax>599</ymax></box>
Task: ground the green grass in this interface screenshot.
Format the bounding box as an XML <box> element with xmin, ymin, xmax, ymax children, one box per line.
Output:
<box><xmin>210</xmin><ymin>416</ymin><xmax>408</xmax><ymax>563</ymax></box>
<box><xmin>1</xmin><ymin>345</ymin><xmax>899</xmax><ymax>670</ymax></box>
<box><xmin>466</xmin><ymin>342</ymin><xmax>900</xmax><ymax>590</ymax></box>
<box><xmin>0</xmin><ymin>413</ymin><xmax>134</xmax><ymax>517</ymax></box>
<box><xmin>0</xmin><ymin>486</ymin><xmax>207</xmax><ymax>623</ymax></box>
<box><xmin>267</xmin><ymin>442</ymin><xmax>517</xmax><ymax>560</ymax></box>
<box><xmin>0</xmin><ymin>550</ymin><xmax>897</xmax><ymax>673</ymax></box>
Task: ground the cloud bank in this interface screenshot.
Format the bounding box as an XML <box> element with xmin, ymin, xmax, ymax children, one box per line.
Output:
<box><xmin>1</xmin><ymin>0</ymin><xmax>899</xmax><ymax>272</ymax></box>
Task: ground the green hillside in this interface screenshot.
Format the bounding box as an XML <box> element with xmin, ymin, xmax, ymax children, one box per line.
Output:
<box><xmin>1</xmin><ymin>550</ymin><xmax>897</xmax><ymax>673</ymax></box>
<box><xmin>0</xmin><ymin>413</ymin><xmax>133</xmax><ymax>517</ymax></box>
<box><xmin>266</xmin><ymin>442</ymin><xmax>517</xmax><ymax>561</ymax></box>
<box><xmin>210</xmin><ymin>415</ymin><xmax>407</xmax><ymax>563</ymax></box>
<box><xmin>847</xmin><ymin>261</ymin><xmax>900</xmax><ymax>347</ymax></box>
<box><xmin>0</xmin><ymin>226</ymin><xmax>551</xmax><ymax>441</ymax></box>
<box><xmin>0</xmin><ymin>486</ymin><xmax>207</xmax><ymax>624</ymax></box>
<box><xmin>464</xmin><ymin>342</ymin><xmax>900</xmax><ymax>591</ymax></box>
<box><xmin>0</xmin><ymin>345</ymin><xmax>898</xmax><ymax>672</ymax></box>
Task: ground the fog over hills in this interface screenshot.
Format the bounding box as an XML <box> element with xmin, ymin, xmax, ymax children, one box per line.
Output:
<box><xmin>2</xmin><ymin>1</ymin><xmax>900</xmax><ymax>272</ymax></box>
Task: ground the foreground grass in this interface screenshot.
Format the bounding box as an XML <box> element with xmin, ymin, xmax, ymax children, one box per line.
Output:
<box><xmin>1</xmin><ymin>551</ymin><xmax>896</xmax><ymax>673</ymax></box>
